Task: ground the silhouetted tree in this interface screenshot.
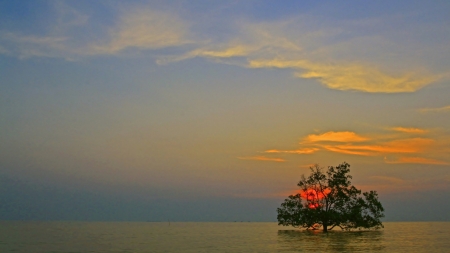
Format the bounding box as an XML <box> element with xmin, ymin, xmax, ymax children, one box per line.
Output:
<box><xmin>277</xmin><ymin>162</ymin><xmax>384</xmax><ymax>232</ymax></box>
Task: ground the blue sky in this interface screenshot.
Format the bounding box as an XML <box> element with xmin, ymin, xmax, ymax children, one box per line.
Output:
<box><xmin>1</xmin><ymin>0</ymin><xmax>450</xmax><ymax>221</ymax></box>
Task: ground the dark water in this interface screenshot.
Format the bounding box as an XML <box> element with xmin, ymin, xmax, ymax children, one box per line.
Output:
<box><xmin>0</xmin><ymin>222</ymin><xmax>449</xmax><ymax>252</ymax></box>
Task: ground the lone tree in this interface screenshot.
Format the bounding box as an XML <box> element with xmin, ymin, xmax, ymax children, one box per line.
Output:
<box><xmin>277</xmin><ymin>162</ymin><xmax>384</xmax><ymax>232</ymax></box>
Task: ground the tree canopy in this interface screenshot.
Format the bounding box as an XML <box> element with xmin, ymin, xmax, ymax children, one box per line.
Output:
<box><xmin>277</xmin><ymin>162</ymin><xmax>384</xmax><ymax>232</ymax></box>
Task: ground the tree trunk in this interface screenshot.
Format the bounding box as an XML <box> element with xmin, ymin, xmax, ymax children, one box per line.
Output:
<box><xmin>323</xmin><ymin>222</ymin><xmax>328</xmax><ymax>232</ymax></box>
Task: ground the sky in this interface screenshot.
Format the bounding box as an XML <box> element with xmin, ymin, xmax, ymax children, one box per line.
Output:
<box><xmin>1</xmin><ymin>0</ymin><xmax>450</xmax><ymax>222</ymax></box>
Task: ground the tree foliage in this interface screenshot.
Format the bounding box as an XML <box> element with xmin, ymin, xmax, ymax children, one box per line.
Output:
<box><xmin>277</xmin><ymin>162</ymin><xmax>384</xmax><ymax>232</ymax></box>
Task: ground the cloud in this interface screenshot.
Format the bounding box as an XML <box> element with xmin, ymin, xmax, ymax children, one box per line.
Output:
<box><xmin>52</xmin><ymin>1</ymin><xmax>89</xmax><ymax>32</ymax></box>
<box><xmin>321</xmin><ymin>145</ymin><xmax>374</xmax><ymax>156</ymax></box>
<box><xmin>0</xmin><ymin>32</ymin><xmax>69</xmax><ymax>59</ymax></box>
<box><xmin>249</xmin><ymin>59</ymin><xmax>438</xmax><ymax>93</ymax></box>
<box><xmin>90</xmin><ymin>8</ymin><xmax>190</xmax><ymax>54</ymax></box>
<box><xmin>0</xmin><ymin>44</ymin><xmax>9</xmax><ymax>54</ymax></box>
<box><xmin>197</xmin><ymin>45</ymin><xmax>254</xmax><ymax>58</ymax></box>
<box><xmin>384</xmin><ymin>157</ymin><xmax>448</xmax><ymax>165</ymax></box>
<box><xmin>0</xmin><ymin>6</ymin><xmax>190</xmax><ymax>59</ymax></box>
<box><xmin>0</xmin><ymin>2</ymin><xmax>89</xmax><ymax>60</ymax></box>
<box><xmin>156</xmin><ymin>15</ymin><xmax>441</xmax><ymax>93</ymax></box>
<box><xmin>391</xmin><ymin>127</ymin><xmax>428</xmax><ymax>134</ymax></box>
<box><xmin>237</xmin><ymin>156</ymin><xmax>285</xmax><ymax>162</ymax></box>
<box><xmin>320</xmin><ymin>138</ymin><xmax>434</xmax><ymax>156</ymax></box>
<box><xmin>303</xmin><ymin>131</ymin><xmax>368</xmax><ymax>143</ymax></box>
<box><xmin>157</xmin><ymin>20</ymin><xmax>303</xmax><ymax>65</ymax></box>
<box><xmin>0</xmin><ymin>2</ymin><xmax>444</xmax><ymax>93</ymax></box>
<box><xmin>244</xmin><ymin>129</ymin><xmax>449</xmax><ymax>166</ymax></box>
<box><xmin>419</xmin><ymin>105</ymin><xmax>450</xmax><ymax>113</ymax></box>
<box><xmin>264</xmin><ymin>148</ymin><xmax>319</xmax><ymax>154</ymax></box>
<box><xmin>156</xmin><ymin>43</ymin><xmax>257</xmax><ymax>65</ymax></box>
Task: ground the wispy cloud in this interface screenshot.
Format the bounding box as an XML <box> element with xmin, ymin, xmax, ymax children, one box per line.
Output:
<box><xmin>264</xmin><ymin>148</ymin><xmax>319</xmax><ymax>154</ymax></box>
<box><xmin>384</xmin><ymin>156</ymin><xmax>448</xmax><ymax>165</ymax></box>
<box><xmin>360</xmin><ymin>174</ymin><xmax>450</xmax><ymax>193</ymax></box>
<box><xmin>0</xmin><ymin>44</ymin><xmax>8</xmax><ymax>54</ymax></box>
<box><xmin>0</xmin><ymin>32</ymin><xmax>69</xmax><ymax>59</ymax></box>
<box><xmin>156</xmin><ymin>43</ymin><xmax>257</xmax><ymax>65</ymax></box>
<box><xmin>321</xmin><ymin>145</ymin><xmax>373</xmax><ymax>156</ymax></box>
<box><xmin>391</xmin><ymin>127</ymin><xmax>428</xmax><ymax>133</ymax></box>
<box><xmin>0</xmin><ymin>2</ymin><xmax>444</xmax><ymax>93</ymax></box>
<box><xmin>0</xmin><ymin>1</ymin><xmax>89</xmax><ymax>60</ymax></box>
<box><xmin>303</xmin><ymin>131</ymin><xmax>368</xmax><ymax>143</ymax></box>
<box><xmin>419</xmin><ymin>105</ymin><xmax>450</xmax><ymax>113</ymax></box>
<box><xmin>319</xmin><ymin>138</ymin><xmax>434</xmax><ymax>157</ymax></box>
<box><xmin>52</xmin><ymin>1</ymin><xmax>89</xmax><ymax>32</ymax></box>
<box><xmin>90</xmin><ymin>8</ymin><xmax>190</xmax><ymax>54</ymax></box>
<box><xmin>157</xmin><ymin>20</ymin><xmax>303</xmax><ymax>65</ymax></box>
<box><xmin>259</xmin><ymin>132</ymin><xmax>371</xmax><ymax>156</ymax></box>
<box><xmin>249</xmin><ymin>58</ymin><xmax>437</xmax><ymax>93</ymax></box>
<box><xmin>238</xmin><ymin>156</ymin><xmax>285</xmax><ymax>162</ymax></box>
<box><xmin>160</xmin><ymin>16</ymin><xmax>441</xmax><ymax>93</ymax></box>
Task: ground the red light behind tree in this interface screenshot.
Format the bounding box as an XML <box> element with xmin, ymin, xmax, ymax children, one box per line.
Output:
<box><xmin>299</xmin><ymin>188</ymin><xmax>330</xmax><ymax>209</ymax></box>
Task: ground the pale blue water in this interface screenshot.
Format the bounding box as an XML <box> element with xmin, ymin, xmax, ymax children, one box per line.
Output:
<box><xmin>0</xmin><ymin>222</ymin><xmax>449</xmax><ymax>252</ymax></box>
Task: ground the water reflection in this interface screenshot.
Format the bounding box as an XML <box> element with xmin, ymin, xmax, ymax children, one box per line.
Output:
<box><xmin>277</xmin><ymin>229</ymin><xmax>385</xmax><ymax>252</ymax></box>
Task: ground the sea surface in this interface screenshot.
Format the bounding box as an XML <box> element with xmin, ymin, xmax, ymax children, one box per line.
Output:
<box><xmin>0</xmin><ymin>221</ymin><xmax>449</xmax><ymax>252</ymax></box>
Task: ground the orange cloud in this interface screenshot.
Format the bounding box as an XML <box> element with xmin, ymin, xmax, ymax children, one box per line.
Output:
<box><xmin>419</xmin><ymin>105</ymin><xmax>450</xmax><ymax>113</ymax></box>
<box><xmin>322</xmin><ymin>145</ymin><xmax>373</xmax><ymax>156</ymax></box>
<box><xmin>374</xmin><ymin>138</ymin><xmax>434</xmax><ymax>153</ymax></box>
<box><xmin>392</xmin><ymin>127</ymin><xmax>428</xmax><ymax>133</ymax></box>
<box><xmin>322</xmin><ymin>138</ymin><xmax>434</xmax><ymax>156</ymax></box>
<box><xmin>243</xmin><ymin>128</ymin><xmax>449</xmax><ymax>167</ymax></box>
<box><xmin>385</xmin><ymin>157</ymin><xmax>448</xmax><ymax>165</ymax></box>
<box><xmin>265</xmin><ymin>148</ymin><xmax>319</xmax><ymax>154</ymax></box>
<box><xmin>303</xmin><ymin>131</ymin><xmax>368</xmax><ymax>143</ymax></box>
<box><xmin>238</xmin><ymin>156</ymin><xmax>285</xmax><ymax>162</ymax></box>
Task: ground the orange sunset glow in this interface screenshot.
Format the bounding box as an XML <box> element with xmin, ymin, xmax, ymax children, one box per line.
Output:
<box><xmin>300</xmin><ymin>188</ymin><xmax>331</xmax><ymax>209</ymax></box>
<box><xmin>300</xmin><ymin>188</ymin><xmax>330</xmax><ymax>201</ymax></box>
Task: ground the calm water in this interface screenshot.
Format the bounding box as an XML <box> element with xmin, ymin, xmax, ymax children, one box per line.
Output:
<box><xmin>0</xmin><ymin>222</ymin><xmax>449</xmax><ymax>252</ymax></box>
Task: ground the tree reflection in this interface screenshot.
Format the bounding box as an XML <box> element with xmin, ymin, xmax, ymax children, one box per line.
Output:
<box><xmin>277</xmin><ymin>229</ymin><xmax>385</xmax><ymax>252</ymax></box>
